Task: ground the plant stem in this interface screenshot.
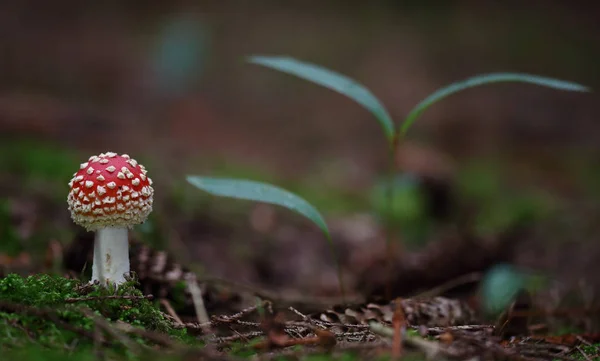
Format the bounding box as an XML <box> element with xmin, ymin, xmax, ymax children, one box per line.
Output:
<box><xmin>325</xmin><ymin>234</ymin><xmax>346</xmax><ymax>302</ymax></box>
<box><xmin>384</xmin><ymin>137</ymin><xmax>399</xmax><ymax>300</ymax></box>
<box><xmin>92</xmin><ymin>227</ymin><xmax>130</xmax><ymax>286</ymax></box>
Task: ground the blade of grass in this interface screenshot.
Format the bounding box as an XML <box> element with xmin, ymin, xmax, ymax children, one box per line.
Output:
<box><xmin>186</xmin><ymin>175</ymin><xmax>345</xmax><ymax>298</ymax></box>
<box><xmin>247</xmin><ymin>55</ymin><xmax>395</xmax><ymax>144</ymax></box>
<box><xmin>400</xmin><ymin>72</ymin><xmax>591</xmax><ymax>136</ymax></box>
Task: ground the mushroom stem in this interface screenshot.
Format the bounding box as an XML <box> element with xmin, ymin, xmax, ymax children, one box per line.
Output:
<box><xmin>91</xmin><ymin>227</ymin><xmax>130</xmax><ymax>286</ymax></box>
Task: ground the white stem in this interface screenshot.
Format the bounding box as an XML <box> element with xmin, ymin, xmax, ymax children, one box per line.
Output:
<box><xmin>91</xmin><ymin>227</ymin><xmax>130</xmax><ymax>286</ymax></box>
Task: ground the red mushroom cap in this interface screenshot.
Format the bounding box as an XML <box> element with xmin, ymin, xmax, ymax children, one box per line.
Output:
<box><xmin>67</xmin><ymin>152</ymin><xmax>154</xmax><ymax>231</ymax></box>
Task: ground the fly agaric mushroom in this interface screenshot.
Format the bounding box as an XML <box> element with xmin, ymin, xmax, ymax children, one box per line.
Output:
<box><xmin>67</xmin><ymin>152</ymin><xmax>154</xmax><ymax>286</ymax></box>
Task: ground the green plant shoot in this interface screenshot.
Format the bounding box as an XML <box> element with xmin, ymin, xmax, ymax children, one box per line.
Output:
<box><xmin>400</xmin><ymin>72</ymin><xmax>590</xmax><ymax>136</ymax></box>
<box><xmin>247</xmin><ymin>55</ymin><xmax>395</xmax><ymax>145</ymax></box>
<box><xmin>186</xmin><ymin>175</ymin><xmax>345</xmax><ymax>297</ymax></box>
<box><xmin>247</xmin><ymin>55</ymin><xmax>591</xmax><ymax>140</ymax></box>
<box><xmin>245</xmin><ymin>55</ymin><xmax>591</xmax><ymax>298</ymax></box>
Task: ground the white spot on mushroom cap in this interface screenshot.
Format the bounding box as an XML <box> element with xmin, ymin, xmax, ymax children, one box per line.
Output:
<box><xmin>106</xmin><ymin>166</ymin><xmax>116</xmax><ymax>173</ymax></box>
<box><xmin>85</xmin><ymin>180</ymin><xmax>94</xmax><ymax>188</ymax></box>
<box><xmin>102</xmin><ymin>196</ymin><xmax>116</xmax><ymax>204</ymax></box>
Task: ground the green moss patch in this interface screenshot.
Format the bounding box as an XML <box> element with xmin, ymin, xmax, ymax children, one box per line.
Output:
<box><xmin>0</xmin><ymin>273</ymin><xmax>191</xmax><ymax>356</ymax></box>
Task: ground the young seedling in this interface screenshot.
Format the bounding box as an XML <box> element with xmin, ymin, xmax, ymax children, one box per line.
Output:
<box><xmin>246</xmin><ymin>55</ymin><xmax>591</xmax><ymax>294</ymax></box>
<box><xmin>67</xmin><ymin>152</ymin><xmax>154</xmax><ymax>287</ymax></box>
<box><xmin>187</xmin><ymin>55</ymin><xmax>590</xmax><ymax>300</ymax></box>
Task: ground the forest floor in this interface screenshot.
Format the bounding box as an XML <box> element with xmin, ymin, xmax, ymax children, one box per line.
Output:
<box><xmin>1</xmin><ymin>138</ymin><xmax>600</xmax><ymax>361</ymax></box>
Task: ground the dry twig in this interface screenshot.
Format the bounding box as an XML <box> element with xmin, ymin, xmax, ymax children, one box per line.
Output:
<box><xmin>185</xmin><ymin>274</ymin><xmax>212</xmax><ymax>335</ymax></box>
<box><xmin>65</xmin><ymin>294</ymin><xmax>154</xmax><ymax>303</ymax></box>
<box><xmin>391</xmin><ymin>298</ymin><xmax>406</xmax><ymax>359</ymax></box>
<box><xmin>80</xmin><ymin>308</ymin><xmax>142</xmax><ymax>354</ymax></box>
<box><xmin>160</xmin><ymin>298</ymin><xmax>183</xmax><ymax>325</ymax></box>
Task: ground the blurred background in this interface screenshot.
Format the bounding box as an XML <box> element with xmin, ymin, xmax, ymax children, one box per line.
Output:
<box><xmin>1</xmin><ymin>0</ymin><xmax>600</xmax><ymax>327</ymax></box>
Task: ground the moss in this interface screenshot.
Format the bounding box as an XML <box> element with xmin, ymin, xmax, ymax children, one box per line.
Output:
<box><xmin>0</xmin><ymin>273</ymin><xmax>190</xmax><ymax>352</ymax></box>
<box><xmin>574</xmin><ymin>343</ymin><xmax>600</xmax><ymax>361</ymax></box>
<box><xmin>0</xmin><ymin>344</ymin><xmax>203</xmax><ymax>361</ymax></box>
<box><xmin>1</xmin><ymin>345</ymin><xmax>98</xmax><ymax>361</ymax></box>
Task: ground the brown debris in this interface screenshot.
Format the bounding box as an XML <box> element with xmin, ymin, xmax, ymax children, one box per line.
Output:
<box><xmin>493</xmin><ymin>289</ymin><xmax>533</xmax><ymax>339</ymax></box>
<box><xmin>391</xmin><ymin>298</ymin><xmax>406</xmax><ymax>358</ymax></box>
<box><xmin>357</xmin><ymin>221</ymin><xmax>530</xmax><ymax>300</ymax></box>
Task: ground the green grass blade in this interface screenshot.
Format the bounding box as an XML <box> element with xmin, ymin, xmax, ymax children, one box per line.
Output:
<box><xmin>187</xmin><ymin>175</ymin><xmax>330</xmax><ymax>236</ymax></box>
<box><xmin>400</xmin><ymin>73</ymin><xmax>591</xmax><ymax>136</ymax></box>
<box><xmin>248</xmin><ymin>55</ymin><xmax>395</xmax><ymax>143</ymax></box>
<box><xmin>187</xmin><ymin>175</ymin><xmax>346</xmax><ymax>297</ymax></box>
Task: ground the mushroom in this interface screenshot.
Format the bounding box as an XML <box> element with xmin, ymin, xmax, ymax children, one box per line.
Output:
<box><xmin>67</xmin><ymin>152</ymin><xmax>154</xmax><ymax>286</ymax></box>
